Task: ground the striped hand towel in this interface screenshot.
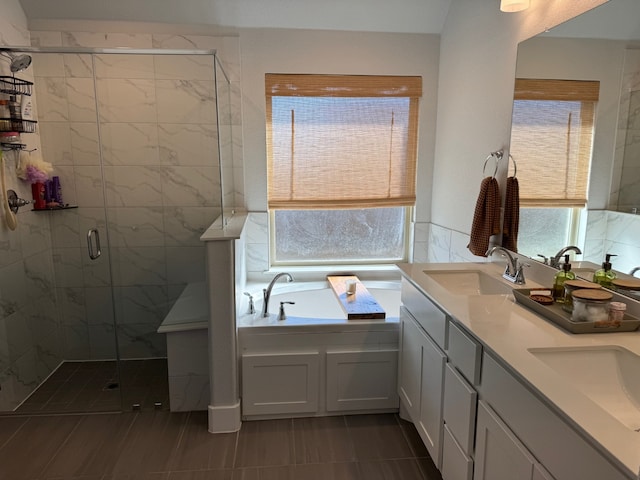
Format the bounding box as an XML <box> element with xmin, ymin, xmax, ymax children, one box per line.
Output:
<box><xmin>467</xmin><ymin>176</ymin><xmax>501</xmax><ymax>257</ymax></box>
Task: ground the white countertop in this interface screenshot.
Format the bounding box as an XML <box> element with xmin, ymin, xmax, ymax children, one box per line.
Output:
<box><xmin>398</xmin><ymin>262</ymin><xmax>640</xmax><ymax>479</ymax></box>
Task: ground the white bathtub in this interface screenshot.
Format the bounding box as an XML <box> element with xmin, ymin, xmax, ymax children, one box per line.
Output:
<box><xmin>239</xmin><ymin>280</ymin><xmax>401</xmax><ymax>326</ymax></box>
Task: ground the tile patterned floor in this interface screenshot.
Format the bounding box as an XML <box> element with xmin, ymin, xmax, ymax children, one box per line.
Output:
<box><xmin>0</xmin><ymin>411</ymin><xmax>443</xmax><ymax>480</ymax></box>
<box><xmin>16</xmin><ymin>359</ymin><xmax>169</xmax><ymax>414</ymax></box>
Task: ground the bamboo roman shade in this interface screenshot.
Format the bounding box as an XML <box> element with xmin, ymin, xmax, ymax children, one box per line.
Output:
<box><xmin>266</xmin><ymin>74</ymin><xmax>422</xmax><ymax>210</ymax></box>
<box><xmin>510</xmin><ymin>78</ymin><xmax>599</xmax><ymax>208</ymax></box>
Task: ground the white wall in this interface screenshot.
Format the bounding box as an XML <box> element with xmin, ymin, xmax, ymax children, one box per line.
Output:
<box><xmin>429</xmin><ymin>0</ymin><xmax>607</xmax><ymax>262</ymax></box>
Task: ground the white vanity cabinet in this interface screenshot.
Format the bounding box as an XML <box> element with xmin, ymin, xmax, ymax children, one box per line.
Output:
<box><xmin>398</xmin><ymin>278</ymin><xmax>448</xmax><ymax>468</ymax></box>
<box><xmin>474</xmin><ymin>400</ymin><xmax>548</xmax><ymax>480</ymax></box>
<box><xmin>398</xmin><ymin>271</ymin><xmax>633</xmax><ymax>480</ymax></box>
<box><xmin>441</xmin><ymin>320</ymin><xmax>481</xmax><ymax>480</ymax></box>
<box><xmin>479</xmin><ymin>352</ymin><xmax>629</xmax><ymax>480</ymax></box>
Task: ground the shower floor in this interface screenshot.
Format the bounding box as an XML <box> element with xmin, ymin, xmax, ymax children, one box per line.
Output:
<box><xmin>16</xmin><ymin>359</ymin><xmax>169</xmax><ymax>414</ymax></box>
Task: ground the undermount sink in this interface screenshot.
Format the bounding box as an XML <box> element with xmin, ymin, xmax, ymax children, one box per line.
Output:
<box><xmin>529</xmin><ymin>346</ymin><xmax>640</xmax><ymax>432</ymax></box>
<box><xmin>572</xmin><ymin>267</ymin><xmax>596</xmax><ymax>281</ymax></box>
<box><xmin>423</xmin><ymin>270</ymin><xmax>513</xmax><ymax>295</ymax></box>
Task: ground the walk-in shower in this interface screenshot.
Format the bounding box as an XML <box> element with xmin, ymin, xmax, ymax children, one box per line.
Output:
<box><xmin>0</xmin><ymin>45</ymin><xmax>234</xmax><ymax>414</ymax></box>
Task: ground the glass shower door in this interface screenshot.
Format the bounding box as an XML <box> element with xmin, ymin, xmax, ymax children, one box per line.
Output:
<box><xmin>95</xmin><ymin>51</ymin><xmax>221</xmax><ymax>410</ymax></box>
<box><xmin>2</xmin><ymin>47</ymin><xmax>223</xmax><ymax>414</ymax></box>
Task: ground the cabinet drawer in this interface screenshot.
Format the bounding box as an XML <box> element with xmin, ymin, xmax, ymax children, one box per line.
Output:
<box><xmin>447</xmin><ymin>320</ymin><xmax>482</xmax><ymax>385</ymax></box>
<box><xmin>480</xmin><ymin>353</ymin><xmax>628</xmax><ymax>480</ymax></box>
<box><xmin>401</xmin><ymin>278</ymin><xmax>447</xmax><ymax>349</ymax></box>
<box><xmin>443</xmin><ymin>363</ymin><xmax>477</xmax><ymax>456</ymax></box>
<box><xmin>326</xmin><ymin>349</ymin><xmax>398</xmax><ymax>411</ymax></box>
<box><xmin>441</xmin><ymin>423</ymin><xmax>473</xmax><ymax>480</ymax></box>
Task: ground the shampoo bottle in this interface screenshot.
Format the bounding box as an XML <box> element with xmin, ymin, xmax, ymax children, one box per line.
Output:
<box><xmin>593</xmin><ymin>253</ymin><xmax>617</xmax><ymax>288</ymax></box>
<box><xmin>553</xmin><ymin>255</ymin><xmax>576</xmax><ymax>303</ymax></box>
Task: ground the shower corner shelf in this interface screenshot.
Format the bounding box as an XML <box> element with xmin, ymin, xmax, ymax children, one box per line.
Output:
<box><xmin>32</xmin><ymin>204</ymin><xmax>78</xmax><ymax>212</ymax></box>
<box><xmin>1</xmin><ymin>141</ymin><xmax>26</xmax><ymax>151</ymax></box>
<box><xmin>0</xmin><ymin>75</ymin><xmax>34</xmax><ymax>96</ymax></box>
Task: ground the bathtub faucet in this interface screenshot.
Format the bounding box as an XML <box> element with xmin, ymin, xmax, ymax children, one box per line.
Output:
<box><xmin>261</xmin><ymin>272</ymin><xmax>294</xmax><ymax>317</ymax></box>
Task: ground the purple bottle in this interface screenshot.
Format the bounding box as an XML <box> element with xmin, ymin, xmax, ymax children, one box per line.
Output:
<box><xmin>52</xmin><ymin>176</ymin><xmax>63</xmax><ymax>205</ymax></box>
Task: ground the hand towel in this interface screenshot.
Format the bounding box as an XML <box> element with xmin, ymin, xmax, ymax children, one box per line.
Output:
<box><xmin>467</xmin><ymin>176</ymin><xmax>501</xmax><ymax>257</ymax></box>
<box><xmin>502</xmin><ymin>176</ymin><xmax>520</xmax><ymax>253</ymax></box>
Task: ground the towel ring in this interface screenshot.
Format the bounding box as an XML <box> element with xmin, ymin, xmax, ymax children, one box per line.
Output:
<box><xmin>482</xmin><ymin>150</ymin><xmax>503</xmax><ymax>178</ymax></box>
<box><xmin>509</xmin><ymin>154</ymin><xmax>517</xmax><ymax>178</ymax></box>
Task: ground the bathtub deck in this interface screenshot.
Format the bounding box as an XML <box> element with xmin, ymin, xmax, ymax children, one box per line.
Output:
<box><xmin>327</xmin><ymin>275</ymin><xmax>386</xmax><ymax>320</ymax></box>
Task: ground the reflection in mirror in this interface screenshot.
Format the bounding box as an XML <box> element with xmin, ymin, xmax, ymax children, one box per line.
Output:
<box><xmin>510</xmin><ymin>0</ymin><xmax>640</xmax><ymax>299</ymax></box>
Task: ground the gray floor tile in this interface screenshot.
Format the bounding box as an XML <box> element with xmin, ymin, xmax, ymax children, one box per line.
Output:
<box><xmin>358</xmin><ymin>458</ymin><xmax>428</xmax><ymax>480</ymax></box>
<box><xmin>167</xmin><ymin>470</ymin><xmax>234</xmax><ymax>479</ymax></box>
<box><xmin>168</xmin><ymin>411</ymin><xmax>237</xmax><ymax>471</ymax></box>
<box><xmin>234</xmin><ymin>419</ymin><xmax>295</xmax><ymax>468</ymax></box>
<box><xmin>110</xmin><ymin>410</ymin><xmax>189</xmax><ymax>475</ymax></box>
<box><xmin>0</xmin><ymin>415</ymin><xmax>81</xmax><ymax>480</ymax></box>
<box><xmin>345</xmin><ymin>414</ymin><xmax>414</xmax><ymax>461</ymax></box>
<box><xmin>293</xmin><ymin>416</ymin><xmax>356</xmax><ymax>464</ymax></box>
<box><xmin>41</xmin><ymin>412</ymin><xmax>136</xmax><ymax>478</ymax></box>
<box><xmin>293</xmin><ymin>462</ymin><xmax>361</xmax><ymax>480</ymax></box>
<box><xmin>0</xmin><ymin>415</ymin><xmax>28</xmax><ymax>448</ymax></box>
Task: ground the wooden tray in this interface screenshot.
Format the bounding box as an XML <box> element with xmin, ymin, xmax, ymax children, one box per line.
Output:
<box><xmin>512</xmin><ymin>288</ymin><xmax>640</xmax><ymax>334</ymax></box>
<box><xmin>327</xmin><ymin>275</ymin><xmax>385</xmax><ymax>320</ymax></box>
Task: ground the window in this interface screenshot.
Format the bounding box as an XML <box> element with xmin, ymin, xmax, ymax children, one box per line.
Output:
<box><xmin>509</xmin><ymin>79</ymin><xmax>599</xmax><ymax>256</ymax></box>
<box><xmin>266</xmin><ymin>74</ymin><xmax>421</xmax><ymax>265</ymax></box>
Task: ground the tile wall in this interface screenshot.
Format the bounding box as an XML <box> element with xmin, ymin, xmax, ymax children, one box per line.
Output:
<box><xmin>610</xmin><ymin>49</ymin><xmax>640</xmax><ymax>211</ymax></box>
<box><xmin>0</xmin><ymin>0</ymin><xmax>62</xmax><ymax>411</ymax></box>
<box><xmin>584</xmin><ymin>210</ymin><xmax>640</xmax><ymax>274</ymax></box>
<box><xmin>27</xmin><ymin>28</ymin><xmax>242</xmax><ymax>362</ymax></box>
<box><xmin>1</xmin><ymin>20</ymin><xmax>243</xmax><ymax>411</ymax></box>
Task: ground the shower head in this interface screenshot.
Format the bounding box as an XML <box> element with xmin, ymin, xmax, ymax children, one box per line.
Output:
<box><xmin>10</xmin><ymin>54</ymin><xmax>31</xmax><ymax>73</ymax></box>
<box><xmin>0</xmin><ymin>51</ymin><xmax>32</xmax><ymax>73</ymax></box>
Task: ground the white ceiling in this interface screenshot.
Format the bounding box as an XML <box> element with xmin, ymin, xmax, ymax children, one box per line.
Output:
<box><xmin>18</xmin><ymin>0</ymin><xmax>453</xmax><ymax>34</ymax></box>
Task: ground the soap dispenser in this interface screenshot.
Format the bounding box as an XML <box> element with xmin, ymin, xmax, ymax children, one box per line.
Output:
<box><xmin>553</xmin><ymin>255</ymin><xmax>576</xmax><ymax>303</ymax></box>
<box><xmin>593</xmin><ymin>253</ymin><xmax>617</xmax><ymax>288</ymax></box>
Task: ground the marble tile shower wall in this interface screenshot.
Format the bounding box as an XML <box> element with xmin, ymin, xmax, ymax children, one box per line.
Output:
<box><xmin>584</xmin><ymin>210</ymin><xmax>640</xmax><ymax>274</ymax></box>
<box><xmin>27</xmin><ymin>29</ymin><xmax>243</xmax><ymax>361</ymax></box>
<box><xmin>610</xmin><ymin>49</ymin><xmax>640</xmax><ymax>211</ymax></box>
<box><xmin>0</xmin><ymin>3</ymin><xmax>63</xmax><ymax>411</ymax></box>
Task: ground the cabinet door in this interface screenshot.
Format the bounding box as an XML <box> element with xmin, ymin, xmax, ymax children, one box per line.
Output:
<box><xmin>442</xmin><ymin>364</ymin><xmax>477</xmax><ymax>456</ymax></box>
<box><xmin>474</xmin><ymin>401</ymin><xmax>536</xmax><ymax>480</ymax></box>
<box><xmin>417</xmin><ymin>328</ymin><xmax>446</xmax><ymax>468</ymax></box>
<box><xmin>326</xmin><ymin>349</ymin><xmax>399</xmax><ymax>411</ymax></box>
<box><xmin>398</xmin><ymin>307</ymin><xmax>423</xmax><ymax>421</ymax></box>
<box><xmin>441</xmin><ymin>424</ymin><xmax>473</xmax><ymax>480</ymax></box>
<box><xmin>242</xmin><ymin>352</ymin><xmax>319</xmax><ymax>416</ymax></box>
<box><xmin>533</xmin><ymin>464</ymin><xmax>556</xmax><ymax>480</ymax></box>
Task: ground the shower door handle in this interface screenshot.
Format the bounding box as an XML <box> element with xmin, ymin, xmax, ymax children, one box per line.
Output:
<box><xmin>87</xmin><ymin>228</ymin><xmax>102</xmax><ymax>260</ymax></box>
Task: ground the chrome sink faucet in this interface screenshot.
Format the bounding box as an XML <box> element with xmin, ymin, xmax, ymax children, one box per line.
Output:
<box><xmin>261</xmin><ymin>272</ymin><xmax>294</xmax><ymax>317</ymax></box>
<box><xmin>550</xmin><ymin>246</ymin><xmax>582</xmax><ymax>268</ymax></box>
<box><xmin>486</xmin><ymin>246</ymin><xmax>526</xmax><ymax>285</ymax></box>
<box><xmin>630</xmin><ymin>267</ymin><xmax>640</xmax><ymax>277</ymax></box>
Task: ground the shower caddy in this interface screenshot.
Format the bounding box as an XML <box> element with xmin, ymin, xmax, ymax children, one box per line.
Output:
<box><xmin>0</xmin><ymin>75</ymin><xmax>37</xmax><ymax>151</ymax></box>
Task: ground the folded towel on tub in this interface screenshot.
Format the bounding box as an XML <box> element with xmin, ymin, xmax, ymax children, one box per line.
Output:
<box><xmin>467</xmin><ymin>176</ymin><xmax>501</xmax><ymax>257</ymax></box>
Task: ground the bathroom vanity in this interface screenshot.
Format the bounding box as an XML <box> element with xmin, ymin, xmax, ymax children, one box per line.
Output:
<box><xmin>398</xmin><ymin>262</ymin><xmax>640</xmax><ymax>480</ymax></box>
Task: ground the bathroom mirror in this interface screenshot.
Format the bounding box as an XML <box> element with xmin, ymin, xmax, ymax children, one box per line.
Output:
<box><xmin>511</xmin><ymin>0</ymin><xmax>640</xmax><ymax>296</ymax></box>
